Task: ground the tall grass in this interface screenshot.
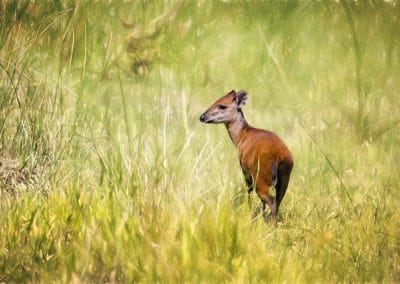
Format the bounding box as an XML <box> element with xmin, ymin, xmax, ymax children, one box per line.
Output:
<box><xmin>1</xmin><ymin>1</ymin><xmax>400</xmax><ymax>282</ymax></box>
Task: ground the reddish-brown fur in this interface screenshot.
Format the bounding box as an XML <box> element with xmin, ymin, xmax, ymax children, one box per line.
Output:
<box><xmin>200</xmin><ymin>90</ymin><xmax>293</xmax><ymax>219</ymax></box>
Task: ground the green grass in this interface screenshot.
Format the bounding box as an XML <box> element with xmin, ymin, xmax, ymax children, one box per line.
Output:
<box><xmin>1</xmin><ymin>0</ymin><xmax>400</xmax><ymax>282</ymax></box>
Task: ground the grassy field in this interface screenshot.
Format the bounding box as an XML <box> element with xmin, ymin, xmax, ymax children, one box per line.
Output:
<box><xmin>1</xmin><ymin>0</ymin><xmax>400</xmax><ymax>282</ymax></box>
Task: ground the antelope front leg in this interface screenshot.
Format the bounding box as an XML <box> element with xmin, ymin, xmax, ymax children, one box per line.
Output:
<box><xmin>242</xmin><ymin>169</ymin><xmax>254</xmax><ymax>208</ymax></box>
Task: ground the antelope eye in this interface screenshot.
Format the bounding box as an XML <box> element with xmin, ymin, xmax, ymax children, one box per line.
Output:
<box><xmin>218</xmin><ymin>105</ymin><xmax>227</xmax><ymax>110</ymax></box>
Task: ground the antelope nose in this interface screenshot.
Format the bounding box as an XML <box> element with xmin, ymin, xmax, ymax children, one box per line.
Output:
<box><xmin>199</xmin><ymin>113</ymin><xmax>206</xmax><ymax>122</ymax></box>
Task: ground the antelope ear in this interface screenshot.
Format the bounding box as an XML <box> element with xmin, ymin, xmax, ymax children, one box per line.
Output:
<box><xmin>235</xmin><ymin>90</ymin><xmax>248</xmax><ymax>107</ymax></box>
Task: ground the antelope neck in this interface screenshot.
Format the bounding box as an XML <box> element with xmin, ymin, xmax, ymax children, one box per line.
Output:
<box><xmin>225</xmin><ymin>109</ymin><xmax>249</xmax><ymax>147</ymax></box>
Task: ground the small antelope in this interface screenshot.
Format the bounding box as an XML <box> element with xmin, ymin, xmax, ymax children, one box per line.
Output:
<box><xmin>199</xmin><ymin>90</ymin><xmax>293</xmax><ymax>219</ymax></box>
